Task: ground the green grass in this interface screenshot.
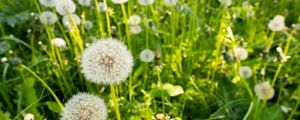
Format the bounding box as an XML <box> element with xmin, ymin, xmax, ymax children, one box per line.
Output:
<box><xmin>1</xmin><ymin>0</ymin><xmax>300</xmax><ymax>119</ymax></box>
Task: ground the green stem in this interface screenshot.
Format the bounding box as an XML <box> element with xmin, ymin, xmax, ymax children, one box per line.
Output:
<box><xmin>110</xmin><ymin>85</ymin><xmax>121</xmax><ymax>120</ymax></box>
<box><xmin>20</xmin><ymin>64</ymin><xmax>64</xmax><ymax>109</ymax></box>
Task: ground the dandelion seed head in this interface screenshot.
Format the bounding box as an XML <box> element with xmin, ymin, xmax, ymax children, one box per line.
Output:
<box><xmin>78</xmin><ymin>0</ymin><xmax>91</xmax><ymax>6</ymax></box>
<box><xmin>98</xmin><ymin>2</ymin><xmax>107</xmax><ymax>12</ymax></box>
<box><xmin>111</xmin><ymin>0</ymin><xmax>128</xmax><ymax>4</ymax></box>
<box><xmin>130</xmin><ymin>25</ymin><xmax>142</xmax><ymax>34</ymax></box>
<box><xmin>61</xmin><ymin>93</ymin><xmax>107</xmax><ymax>120</ymax></box>
<box><xmin>128</xmin><ymin>15</ymin><xmax>141</xmax><ymax>25</ymax></box>
<box><xmin>62</xmin><ymin>14</ymin><xmax>81</xmax><ymax>28</ymax></box>
<box><xmin>84</xmin><ymin>20</ymin><xmax>93</xmax><ymax>30</ymax></box>
<box><xmin>219</xmin><ymin>0</ymin><xmax>232</xmax><ymax>7</ymax></box>
<box><xmin>234</xmin><ymin>47</ymin><xmax>248</xmax><ymax>60</ymax></box>
<box><xmin>163</xmin><ymin>0</ymin><xmax>178</xmax><ymax>6</ymax></box>
<box><xmin>81</xmin><ymin>38</ymin><xmax>133</xmax><ymax>84</ymax></box>
<box><xmin>140</xmin><ymin>49</ymin><xmax>154</xmax><ymax>62</ymax></box>
<box><xmin>1</xmin><ymin>57</ymin><xmax>8</xmax><ymax>63</ymax></box>
<box><xmin>39</xmin><ymin>11</ymin><xmax>58</xmax><ymax>25</ymax></box>
<box><xmin>51</xmin><ymin>38</ymin><xmax>67</xmax><ymax>48</ymax></box>
<box><xmin>268</xmin><ymin>15</ymin><xmax>286</xmax><ymax>31</ymax></box>
<box><xmin>138</xmin><ymin>0</ymin><xmax>155</xmax><ymax>6</ymax></box>
<box><xmin>24</xmin><ymin>113</ymin><xmax>34</xmax><ymax>120</ymax></box>
<box><xmin>56</xmin><ymin>0</ymin><xmax>76</xmax><ymax>15</ymax></box>
<box><xmin>39</xmin><ymin>0</ymin><xmax>57</xmax><ymax>7</ymax></box>
<box><xmin>239</xmin><ymin>66</ymin><xmax>253</xmax><ymax>79</ymax></box>
<box><xmin>254</xmin><ymin>81</ymin><xmax>275</xmax><ymax>100</ymax></box>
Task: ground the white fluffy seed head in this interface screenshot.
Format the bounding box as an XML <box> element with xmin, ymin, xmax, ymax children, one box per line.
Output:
<box><xmin>239</xmin><ymin>66</ymin><xmax>253</xmax><ymax>79</ymax></box>
<box><xmin>163</xmin><ymin>0</ymin><xmax>178</xmax><ymax>6</ymax></box>
<box><xmin>218</xmin><ymin>0</ymin><xmax>232</xmax><ymax>7</ymax></box>
<box><xmin>254</xmin><ymin>81</ymin><xmax>275</xmax><ymax>100</ymax></box>
<box><xmin>111</xmin><ymin>0</ymin><xmax>128</xmax><ymax>4</ymax></box>
<box><xmin>39</xmin><ymin>11</ymin><xmax>58</xmax><ymax>25</ymax></box>
<box><xmin>140</xmin><ymin>49</ymin><xmax>154</xmax><ymax>62</ymax></box>
<box><xmin>98</xmin><ymin>2</ymin><xmax>107</xmax><ymax>12</ymax></box>
<box><xmin>1</xmin><ymin>57</ymin><xmax>8</xmax><ymax>63</ymax></box>
<box><xmin>234</xmin><ymin>47</ymin><xmax>248</xmax><ymax>60</ymax></box>
<box><xmin>81</xmin><ymin>38</ymin><xmax>134</xmax><ymax>84</ymax></box>
<box><xmin>56</xmin><ymin>0</ymin><xmax>76</xmax><ymax>15</ymax></box>
<box><xmin>39</xmin><ymin>0</ymin><xmax>57</xmax><ymax>7</ymax></box>
<box><xmin>130</xmin><ymin>25</ymin><xmax>142</xmax><ymax>34</ymax></box>
<box><xmin>78</xmin><ymin>0</ymin><xmax>91</xmax><ymax>6</ymax></box>
<box><xmin>268</xmin><ymin>15</ymin><xmax>286</xmax><ymax>31</ymax></box>
<box><xmin>84</xmin><ymin>20</ymin><xmax>93</xmax><ymax>30</ymax></box>
<box><xmin>51</xmin><ymin>38</ymin><xmax>67</xmax><ymax>48</ymax></box>
<box><xmin>24</xmin><ymin>113</ymin><xmax>34</xmax><ymax>120</ymax></box>
<box><xmin>138</xmin><ymin>0</ymin><xmax>155</xmax><ymax>6</ymax></box>
<box><xmin>62</xmin><ymin>14</ymin><xmax>81</xmax><ymax>28</ymax></box>
<box><xmin>61</xmin><ymin>93</ymin><xmax>107</xmax><ymax>120</ymax></box>
<box><xmin>128</xmin><ymin>15</ymin><xmax>141</xmax><ymax>25</ymax></box>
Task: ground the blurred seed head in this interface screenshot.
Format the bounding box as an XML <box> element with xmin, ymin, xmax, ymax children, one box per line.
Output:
<box><xmin>39</xmin><ymin>0</ymin><xmax>56</xmax><ymax>7</ymax></box>
<box><xmin>56</xmin><ymin>0</ymin><xmax>76</xmax><ymax>15</ymax></box>
<box><xmin>254</xmin><ymin>81</ymin><xmax>275</xmax><ymax>100</ymax></box>
<box><xmin>24</xmin><ymin>113</ymin><xmax>34</xmax><ymax>120</ymax></box>
<box><xmin>128</xmin><ymin>15</ymin><xmax>141</xmax><ymax>25</ymax></box>
<box><xmin>138</xmin><ymin>0</ymin><xmax>155</xmax><ymax>6</ymax></box>
<box><xmin>80</xmin><ymin>38</ymin><xmax>133</xmax><ymax>84</ymax></box>
<box><xmin>130</xmin><ymin>25</ymin><xmax>142</xmax><ymax>34</ymax></box>
<box><xmin>62</xmin><ymin>14</ymin><xmax>81</xmax><ymax>29</ymax></box>
<box><xmin>140</xmin><ymin>49</ymin><xmax>154</xmax><ymax>62</ymax></box>
<box><xmin>39</xmin><ymin>11</ymin><xmax>58</xmax><ymax>25</ymax></box>
<box><xmin>78</xmin><ymin>0</ymin><xmax>91</xmax><ymax>6</ymax></box>
<box><xmin>233</xmin><ymin>47</ymin><xmax>248</xmax><ymax>60</ymax></box>
<box><xmin>239</xmin><ymin>66</ymin><xmax>253</xmax><ymax>79</ymax></box>
<box><xmin>111</xmin><ymin>0</ymin><xmax>128</xmax><ymax>4</ymax></box>
<box><xmin>61</xmin><ymin>93</ymin><xmax>107</xmax><ymax>120</ymax></box>
<box><xmin>268</xmin><ymin>15</ymin><xmax>286</xmax><ymax>31</ymax></box>
<box><xmin>163</xmin><ymin>0</ymin><xmax>178</xmax><ymax>6</ymax></box>
<box><xmin>84</xmin><ymin>20</ymin><xmax>93</xmax><ymax>30</ymax></box>
<box><xmin>51</xmin><ymin>38</ymin><xmax>67</xmax><ymax>48</ymax></box>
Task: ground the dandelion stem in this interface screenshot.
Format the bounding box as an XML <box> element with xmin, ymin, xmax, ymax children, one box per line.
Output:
<box><xmin>110</xmin><ymin>85</ymin><xmax>121</xmax><ymax>120</ymax></box>
<box><xmin>20</xmin><ymin>64</ymin><xmax>64</xmax><ymax>109</ymax></box>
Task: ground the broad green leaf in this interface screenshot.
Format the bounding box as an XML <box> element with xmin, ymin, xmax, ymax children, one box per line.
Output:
<box><xmin>45</xmin><ymin>101</ymin><xmax>62</xmax><ymax>113</ymax></box>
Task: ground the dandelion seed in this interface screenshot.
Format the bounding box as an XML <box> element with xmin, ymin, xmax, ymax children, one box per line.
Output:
<box><xmin>62</xmin><ymin>14</ymin><xmax>81</xmax><ymax>28</ymax></box>
<box><xmin>140</xmin><ymin>49</ymin><xmax>154</xmax><ymax>62</ymax></box>
<box><xmin>84</xmin><ymin>20</ymin><xmax>93</xmax><ymax>30</ymax></box>
<box><xmin>128</xmin><ymin>15</ymin><xmax>141</xmax><ymax>25</ymax></box>
<box><xmin>163</xmin><ymin>0</ymin><xmax>178</xmax><ymax>6</ymax></box>
<box><xmin>61</xmin><ymin>93</ymin><xmax>107</xmax><ymax>120</ymax></box>
<box><xmin>254</xmin><ymin>81</ymin><xmax>275</xmax><ymax>100</ymax></box>
<box><xmin>39</xmin><ymin>0</ymin><xmax>56</xmax><ymax>7</ymax></box>
<box><xmin>51</xmin><ymin>38</ymin><xmax>67</xmax><ymax>48</ymax></box>
<box><xmin>24</xmin><ymin>113</ymin><xmax>34</xmax><ymax>120</ymax></box>
<box><xmin>39</xmin><ymin>11</ymin><xmax>58</xmax><ymax>25</ymax></box>
<box><xmin>56</xmin><ymin>0</ymin><xmax>76</xmax><ymax>15</ymax></box>
<box><xmin>219</xmin><ymin>0</ymin><xmax>232</xmax><ymax>7</ymax></box>
<box><xmin>78</xmin><ymin>0</ymin><xmax>91</xmax><ymax>6</ymax></box>
<box><xmin>111</xmin><ymin>0</ymin><xmax>128</xmax><ymax>4</ymax></box>
<box><xmin>1</xmin><ymin>57</ymin><xmax>8</xmax><ymax>63</ymax></box>
<box><xmin>234</xmin><ymin>47</ymin><xmax>248</xmax><ymax>60</ymax></box>
<box><xmin>81</xmin><ymin>38</ymin><xmax>133</xmax><ymax>84</ymax></box>
<box><xmin>268</xmin><ymin>15</ymin><xmax>286</xmax><ymax>31</ymax></box>
<box><xmin>138</xmin><ymin>0</ymin><xmax>155</xmax><ymax>6</ymax></box>
<box><xmin>239</xmin><ymin>66</ymin><xmax>253</xmax><ymax>79</ymax></box>
<box><xmin>130</xmin><ymin>25</ymin><xmax>142</xmax><ymax>34</ymax></box>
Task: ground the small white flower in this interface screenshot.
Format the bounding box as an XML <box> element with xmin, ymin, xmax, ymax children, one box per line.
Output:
<box><xmin>111</xmin><ymin>0</ymin><xmax>128</xmax><ymax>4</ymax></box>
<box><xmin>81</xmin><ymin>38</ymin><xmax>133</xmax><ymax>84</ymax></box>
<box><xmin>39</xmin><ymin>11</ymin><xmax>58</xmax><ymax>25</ymax></box>
<box><xmin>98</xmin><ymin>2</ymin><xmax>107</xmax><ymax>12</ymax></box>
<box><xmin>61</xmin><ymin>93</ymin><xmax>107</xmax><ymax>120</ymax></box>
<box><xmin>234</xmin><ymin>47</ymin><xmax>248</xmax><ymax>60</ymax></box>
<box><xmin>128</xmin><ymin>15</ymin><xmax>141</xmax><ymax>25</ymax></box>
<box><xmin>140</xmin><ymin>49</ymin><xmax>154</xmax><ymax>62</ymax></box>
<box><xmin>39</xmin><ymin>0</ymin><xmax>56</xmax><ymax>7</ymax></box>
<box><xmin>239</xmin><ymin>66</ymin><xmax>253</xmax><ymax>79</ymax></box>
<box><xmin>130</xmin><ymin>25</ymin><xmax>142</xmax><ymax>34</ymax></box>
<box><xmin>62</xmin><ymin>14</ymin><xmax>81</xmax><ymax>28</ymax></box>
<box><xmin>292</xmin><ymin>23</ymin><xmax>300</xmax><ymax>30</ymax></box>
<box><xmin>254</xmin><ymin>81</ymin><xmax>275</xmax><ymax>100</ymax></box>
<box><xmin>51</xmin><ymin>38</ymin><xmax>67</xmax><ymax>48</ymax></box>
<box><xmin>78</xmin><ymin>0</ymin><xmax>91</xmax><ymax>6</ymax></box>
<box><xmin>84</xmin><ymin>20</ymin><xmax>93</xmax><ymax>30</ymax></box>
<box><xmin>1</xmin><ymin>57</ymin><xmax>8</xmax><ymax>63</ymax></box>
<box><xmin>56</xmin><ymin>0</ymin><xmax>76</xmax><ymax>15</ymax></box>
<box><xmin>268</xmin><ymin>15</ymin><xmax>286</xmax><ymax>31</ymax></box>
<box><xmin>242</xmin><ymin>1</ymin><xmax>249</xmax><ymax>7</ymax></box>
<box><xmin>163</xmin><ymin>0</ymin><xmax>178</xmax><ymax>6</ymax></box>
<box><xmin>138</xmin><ymin>0</ymin><xmax>155</xmax><ymax>6</ymax></box>
<box><xmin>24</xmin><ymin>113</ymin><xmax>34</xmax><ymax>120</ymax></box>
<box><xmin>219</xmin><ymin>0</ymin><xmax>232</xmax><ymax>7</ymax></box>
